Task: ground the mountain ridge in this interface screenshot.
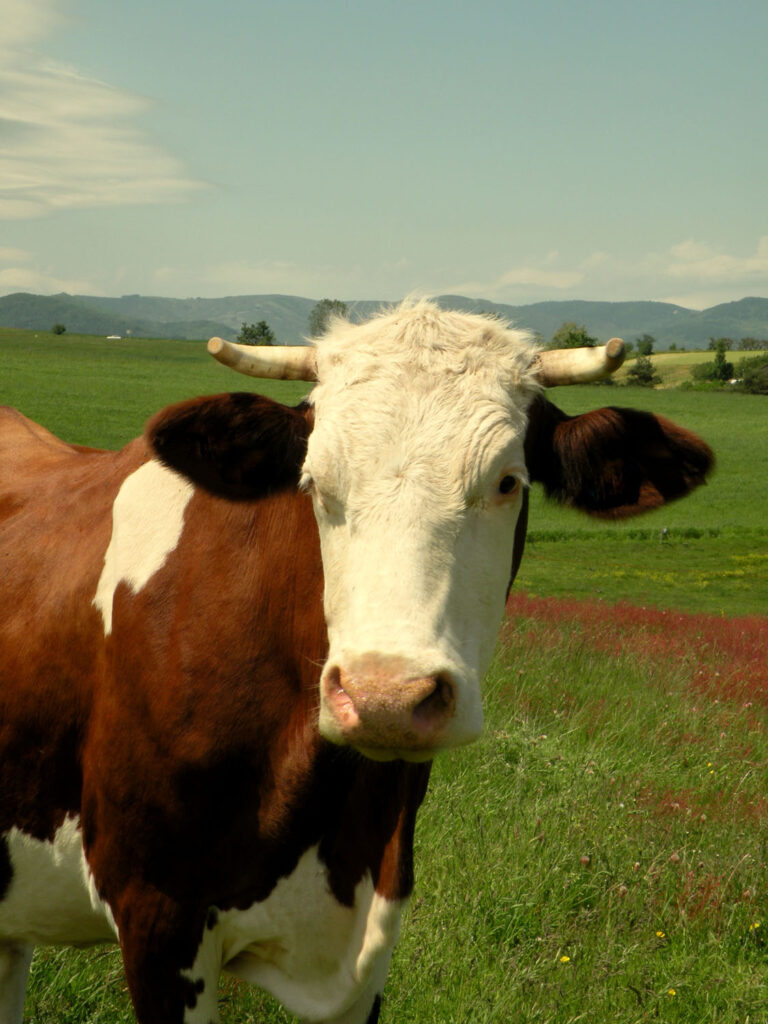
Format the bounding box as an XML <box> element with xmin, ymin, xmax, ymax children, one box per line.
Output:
<box><xmin>0</xmin><ymin>291</ymin><xmax>766</xmax><ymax>349</ymax></box>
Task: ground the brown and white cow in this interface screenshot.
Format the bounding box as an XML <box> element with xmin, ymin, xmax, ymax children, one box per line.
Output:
<box><xmin>0</xmin><ymin>302</ymin><xmax>712</xmax><ymax>1023</ymax></box>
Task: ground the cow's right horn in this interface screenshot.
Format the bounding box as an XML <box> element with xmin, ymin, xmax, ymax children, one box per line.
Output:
<box><xmin>208</xmin><ymin>338</ymin><xmax>318</xmax><ymax>381</ymax></box>
<box><xmin>532</xmin><ymin>337</ymin><xmax>626</xmax><ymax>387</ymax></box>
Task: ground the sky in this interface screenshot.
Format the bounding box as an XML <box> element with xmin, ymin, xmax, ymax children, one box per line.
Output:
<box><xmin>1</xmin><ymin>0</ymin><xmax>767</xmax><ymax>310</ymax></box>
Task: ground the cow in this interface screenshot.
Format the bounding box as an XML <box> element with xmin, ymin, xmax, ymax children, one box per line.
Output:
<box><xmin>0</xmin><ymin>301</ymin><xmax>713</xmax><ymax>1023</ymax></box>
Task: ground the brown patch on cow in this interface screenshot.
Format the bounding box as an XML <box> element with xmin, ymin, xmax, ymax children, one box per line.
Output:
<box><xmin>524</xmin><ymin>396</ymin><xmax>714</xmax><ymax>517</ymax></box>
<box><xmin>0</xmin><ymin>414</ymin><xmax>148</xmax><ymax>844</ymax></box>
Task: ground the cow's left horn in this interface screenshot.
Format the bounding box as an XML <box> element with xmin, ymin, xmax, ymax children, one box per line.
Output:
<box><xmin>533</xmin><ymin>338</ymin><xmax>626</xmax><ymax>387</ymax></box>
<box><xmin>208</xmin><ymin>338</ymin><xmax>318</xmax><ymax>381</ymax></box>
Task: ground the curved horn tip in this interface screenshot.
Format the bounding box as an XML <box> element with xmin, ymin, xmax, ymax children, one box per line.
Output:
<box><xmin>605</xmin><ymin>337</ymin><xmax>625</xmax><ymax>361</ymax></box>
<box><xmin>207</xmin><ymin>337</ymin><xmax>226</xmax><ymax>356</ymax></box>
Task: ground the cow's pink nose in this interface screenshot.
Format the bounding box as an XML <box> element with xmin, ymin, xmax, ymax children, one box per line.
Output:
<box><xmin>320</xmin><ymin>655</ymin><xmax>457</xmax><ymax>756</ymax></box>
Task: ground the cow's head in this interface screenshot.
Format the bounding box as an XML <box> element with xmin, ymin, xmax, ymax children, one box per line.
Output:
<box><xmin>149</xmin><ymin>302</ymin><xmax>712</xmax><ymax>762</ymax></box>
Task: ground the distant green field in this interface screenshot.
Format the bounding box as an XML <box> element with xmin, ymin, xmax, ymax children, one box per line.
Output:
<box><xmin>0</xmin><ymin>327</ymin><xmax>309</xmax><ymax>449</ymax></box>
<box><xmin>613</xmin><ymin>348</ymin><xmax>767</xmax><ymax>388</ymax></box>
<box><xmin>518</xmin><ymin>383</ymin><xmax>768</xmax><ymax>616</ymax></box>
<box><xmin>2</xmin><ymin>327</ymin><xmax>766</xmax><ymax>615</ymax></box>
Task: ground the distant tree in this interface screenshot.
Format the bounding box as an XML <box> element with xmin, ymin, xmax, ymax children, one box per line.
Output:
<box><xmin>738</xmin><ymin>336</ymin><xmax>767</xmax><ymax>351</ymax></box>
<box><xmin>668</xmin><ymin>342</ymin><xmax>678</xmax><ymax>352</ymax></box>
<box><xmin>690</xmin><ymin>341</ymin><xmax>734</xmax><ymax>385</ymax></box>
<box><xmin>51</xmin><ymin>323</ymin><xmax>66</xmax><ymax>335</ymax></box>
<box><xmin>708</xmin><ymin>336</ymin><xmax>734</xmax><ymax>351</ymax></box>
<box><xmin>549</xmin><ymin>322</ymin><xmax>597</xmax><ymax>349</ymax></box>
<box><xmin>625</xmin><ymin>354</ymin><xmax>661</xmax><ymax>387</ymax></box>
<box><xmin>237</xmin><ymin>320</ymin><xmax>275</xmax><ymax>346</ymax></box>
<box><xmin>308</xmin><ymin>299</ymin><xmax>348</xmax><ymax>338</ymax></box>
<box><xmin>635</xmin><ymin>333</ymin><xmax>656</xmax><ymax>356</ymax></box>
<box><xmin>712</xmin><ymin>339</ymin><xmax>734</xmax><ymax>381</ymax></box>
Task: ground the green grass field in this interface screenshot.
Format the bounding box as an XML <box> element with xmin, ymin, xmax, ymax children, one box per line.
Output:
<box><xmin>3</xmin><ymin>327</ymin><xmax>767</xmax><ymax>1023</ymax></box>
<box><xmin>519</xmin><ymin>383</ymin><xmax>768</xmax><ymax>617</ymax></box>
<box><xmin>613</xmin><ymin>349</ymin><xmax>768</xmax><ymax>389</ymax></box>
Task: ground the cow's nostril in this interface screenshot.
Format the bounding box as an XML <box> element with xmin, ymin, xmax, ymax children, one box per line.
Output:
<box><xmin>412</xmin><ymin>674</ymin><xmax>455</xmax><ymax>734</ymax></box>
<box><xmin>323</xmin><ymin>665</ymin><xmax>359</xmax><ymax>729</ymax></box>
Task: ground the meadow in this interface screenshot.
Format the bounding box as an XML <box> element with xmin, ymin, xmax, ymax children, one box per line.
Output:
<box><xmin>2</xmin><ymin>328</ymin><xmax>767</xmax><ymax>1023</ymax></box>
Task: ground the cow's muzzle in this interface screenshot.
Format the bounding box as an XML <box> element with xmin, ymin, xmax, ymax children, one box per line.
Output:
<box><xmin>319</xmin><ymin>654</ymin><xmax>460</xmax><ymax>761</ymax></box>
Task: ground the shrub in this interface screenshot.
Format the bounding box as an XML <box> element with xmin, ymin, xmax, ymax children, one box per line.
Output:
<box><xmin>735</xmin><ymin>356</ymin><xmax>768</xmax><ymax>394</ymax></box>
<box><xmin>625</xmin><ymin>354</ymin><xmax>661</xmax><ymax>387</ymax></box>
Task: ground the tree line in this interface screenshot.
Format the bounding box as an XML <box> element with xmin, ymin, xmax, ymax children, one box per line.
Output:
<box><xmin>545</xmin><ymin>321</ymin><xmax>768</xmax><ymax>392</ymax></box>
<box><xmin>236</xmin><ymin>299</ymin><xmax>349</xmax><ymax>347</ymax></box>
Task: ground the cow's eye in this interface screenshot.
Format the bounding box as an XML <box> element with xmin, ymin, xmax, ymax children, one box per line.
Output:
<box><xmin>499</xmin><ymin>475</ymin><xmax>519</xmax><ymax>496</ymax></box>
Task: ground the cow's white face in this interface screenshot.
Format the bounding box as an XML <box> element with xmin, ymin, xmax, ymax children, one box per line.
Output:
<box><xmin>302</xmin><ymin>305</ymin><xmax>540</xmax><ymax>761</ymax></box>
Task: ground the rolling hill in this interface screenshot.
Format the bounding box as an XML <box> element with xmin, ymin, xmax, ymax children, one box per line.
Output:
<box><xmin>0</xmin><ymin>291</ymin><xmax>766</xmax><ymax>349</ymax></box>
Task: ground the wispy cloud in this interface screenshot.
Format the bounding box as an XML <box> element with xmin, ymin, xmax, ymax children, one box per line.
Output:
<box><xmin>0</xmin><ymin>242</ymin><xmax>92</xmax><ymax>292</ymax></box>
<box><xmin>667</xmin><ymin>237</ymin><xmax>768</xmax><ymax>283</ymax></box>
<box><xmin>444</xmin><ymin>252</ymin><xmax>588</xmax><ymax>301</ymax></box>
<box><xmin>0</xmin><ymin>265</ymin><xmax>92</xmax><ymax>293</ymax></box>
<box><xmin>0</xmin><ymin>245</ymin><xmax>32</xmax><ymax>262</ymax></box>
<box><xmin>0</xmin><ymin>0</ymin><xmax>205</xmax><ymax>221</ymax></box>
<box><xmin>153</xmin><ymin>258</ymin><xmax>372</xmax><ymax>300</ymax></box>
<box><xmin>444</xmin><ymin>238</ymin><xmax>768</xmax><ymax>310</ymax></box>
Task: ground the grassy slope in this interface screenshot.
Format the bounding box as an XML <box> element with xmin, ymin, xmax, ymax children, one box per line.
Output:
<box><xmin>613</xmin><ymin>349</ymin><xmax>767</xmax><ymax>389</ymax></box>
<box><xmin>517</xmin><ymin>384</ymin><xmax>768</xmax><ymax>616</ymax></box>
<box><xmin>0</xmin><ymin>328</ymin><xmax>310</xmax><ymax>449</ymax></box>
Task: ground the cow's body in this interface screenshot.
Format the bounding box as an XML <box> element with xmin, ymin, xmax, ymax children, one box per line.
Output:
<box><xmin>0</xmin><ymin>303</ymin><xmax>713</xmax><ymax>1023</ymax></box>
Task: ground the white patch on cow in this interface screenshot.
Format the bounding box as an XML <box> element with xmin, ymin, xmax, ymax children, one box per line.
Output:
<box><xmin>304</xmin><ymin>301</ymin><xmax>540</xmax><ymax>755</ymax></box>
<box><xmin>93</xmin><ymin>459</ymin><xmax>194</xmax><ymax>635</ymax></box>
<box><xmin>183</xmin><ymin>845</ymin><xmax>401</xmax><ymax>1023</ymax></box>
<box><xmin>0</xmin><ymin>817</ymin><xmax>117</xmax><ymax>946</ymax></box>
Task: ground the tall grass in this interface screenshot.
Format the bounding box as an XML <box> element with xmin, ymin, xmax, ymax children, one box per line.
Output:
<box><xmin>382</xmin><ymin>599</ymin><xmax>768</xmax><ymax>1023</ymax></box>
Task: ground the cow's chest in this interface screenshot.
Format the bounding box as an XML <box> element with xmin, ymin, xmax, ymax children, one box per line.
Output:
<box><xmin>187</xmin><ymin>845</ymin><xmax>402</xmax><ymax>1022</ymax></box>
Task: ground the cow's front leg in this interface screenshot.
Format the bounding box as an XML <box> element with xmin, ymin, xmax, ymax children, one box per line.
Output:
<box><xmin>0</xmin><ymin>941</ymin><xmax>33</xmax><ymax>1024</ymax></box>
<box><xmin>114</xmin><ymin>891</ymin><xmax>221</xmax><ymax>1024</ymax></box>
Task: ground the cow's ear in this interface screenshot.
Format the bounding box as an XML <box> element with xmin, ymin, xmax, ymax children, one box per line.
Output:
<box><xmin>146</xmin><ymin>393</ymin><xmax>312</xmax><ymax>500</ymax></box>
<box><xmin>524</xmin><ymin>395</ymin><xmax>714</xmax><ymax>519</ymax></box>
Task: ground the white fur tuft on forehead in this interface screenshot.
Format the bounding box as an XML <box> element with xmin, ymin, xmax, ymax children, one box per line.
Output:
<box><xmin>311</xmin><ymin>299</ymin><xmax>541</xmax><ymax>396</ymax></box>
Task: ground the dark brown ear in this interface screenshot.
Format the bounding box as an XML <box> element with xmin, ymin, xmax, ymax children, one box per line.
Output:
<box><xmin>524</xmin><ymin>395</ymin><xmax>714</xmax><ymax>519</ymax></box>
<box><xmin>146</xmin><ymin>393</ymin><xmax>312</xmax><ymax>500</ymax></box>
